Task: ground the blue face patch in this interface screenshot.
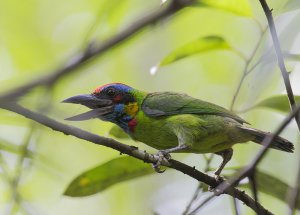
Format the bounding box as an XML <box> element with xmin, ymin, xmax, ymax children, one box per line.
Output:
<box><xmin>114</xmin><ymin>104</ymin><xmax>125</xmax><ymax>116</ymax></box>
<box><xmin>103</xmin><ymin>83</ymin><xmax>132</xmax><ymax>93</ymax></box>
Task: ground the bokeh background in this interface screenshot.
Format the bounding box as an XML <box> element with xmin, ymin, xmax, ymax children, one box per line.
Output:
<box><xmin>0</xmin><ymin>0</ymin><xmax>300</xmax><ymax>214</ymax></box>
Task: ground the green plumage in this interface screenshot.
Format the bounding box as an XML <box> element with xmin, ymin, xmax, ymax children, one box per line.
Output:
<box><xmin>131</xmin><ymin>90</ymin><xmax>293</xmax><ymax>154</ymax></box>
<box><xmin>141</xmin><ymin>92</ymin><xmax>247</xmax><ymax>124</ymax></box>
<box><xmin>64</xmin><ymin>83</ymin><xmax>294</xmax><ymax>175</ymax></box>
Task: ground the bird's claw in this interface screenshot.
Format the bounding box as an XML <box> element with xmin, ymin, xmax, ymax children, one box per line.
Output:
<box><xmin>214</xmin><ymin>174</ymin><xmax>225</xmax><ymax>183</ymax></box>
<box><xmin>151</xmin><ymin>150</ymin><xmax>171</xmax><ymax>173</ymax></box>
<box><xmin>151</xmin><ymin>162</ymin><xmax>165</xmax><ymax>173</ymax></box>
<box><xmin>158</xmin><ymin>150</ymin><xmax>172</xmax><ymax>160</ymax></box>
<box><xmin>208</xmin><ymin>175</ymin><xmax>225</xmax><ymax>195</ymax></box>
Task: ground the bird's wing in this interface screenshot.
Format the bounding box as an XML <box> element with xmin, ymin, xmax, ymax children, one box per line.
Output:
<box><xmin>141</xmin><ymin>92</ymin><xmax>248</xmax><ymax>124</ymax></box>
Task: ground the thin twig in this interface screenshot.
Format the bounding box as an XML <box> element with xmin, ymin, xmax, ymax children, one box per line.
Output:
<box><xmin>287</xmin><ymin>157</ymin><xmax>300</xmax><ymax>215</ymax></box>
<box><xmin>0</xmin><ymin>153</ymin><xmax>10</xmax><ymax>180</ymax></box>
<box><xmin>182</xmin><ymin>183</ymin><xmax>202</xmax><ymax>215</ymax></box>
<box><xmin>0</xmin><ymin>0</ymin><xmax>195</xmax><ymax>102</ymax></box>
<box><xmin>0</xmin><ymin>147</ymin><xmax>29</xmax><ymax>215</ymax></box>
<box><xmin>287</xmin><ymin>137</ymin><xmax>300</xmax><ymax>215</ymax></box>
<box><xmin>0</xmin><ymin>102</ymin><xmax>273</xmax><ymax>215</ymax></box>
<box><xmin>230</xmin><ymin>26</ymin><xmax>268</xmax><ymax>111</ymax></box>
<box><xmin>249</xmin><ymin>170</ymin><xmax>260</xmax><ymax>214</ymax></box>
<box><xmin>231</xmin><ymin>197</ymin><xmax>241</xmax><ymax>215</ymax></box>
<box><xmin>230</xmin><ymin>74</ymin><xmax>247</xmax><ymax>111</ymax></box>
<box><xmin>8</xmin><ymin>87</ymin><xmax>53</xmax><ymax>215</ymax></box>
<box><xmin>258</xmin><ymin>2</ymin><xmax>300</xmax><ymax>214</ymax></box>
<box><xmin>182</xmin><ymin>154</ymin><xmax>214</xmax><ymax>214</ymax></box>
<box><xmin>258</xmin><ymin>0</ymin><xmax>300</xmax><ymax>129</ymax></box>
<box><xmin>0</xmin><ymin>139</ymin><xmax>34</xmax><ymax>158</ymax></box>
<box><xmin>8</xmin><ymin>128</ymin><xmax>34</xmax><ymax>215</ymax></box>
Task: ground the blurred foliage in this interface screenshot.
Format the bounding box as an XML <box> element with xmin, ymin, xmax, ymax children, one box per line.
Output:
<box><xmin>195</xmin><ymin>0</ymin><xmax>253</xmax><ymax>17</ymax></box>
<box><xmin>0</xmin><ymin>0</ymin><xmax>300</xmax><ymax>215</ymax></box>
<box><xmin>65</xmin><ymin>155</ymin><xmax>300</xmax><ymax>212</ymax></box>
<box><xmin>247</xmin><ymin>95</ymin><xmax>300</xmax><ymax>113</ymax></box>
<box><xmin>64</xmin><ymin>156</ymin><xmax>153</xmax><ymax>197</ymax></box>
<box><xmin>151</xmin><ymin>36</ymin><xmax>234</xmax><ymax>75</ymax></box>
<box><xmin>108</xmin><ymin>125</ymin><xmax>130</xmax><ymax>139</ymax></box>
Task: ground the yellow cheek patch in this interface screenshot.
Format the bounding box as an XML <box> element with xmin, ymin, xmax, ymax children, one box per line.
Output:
<box><xmin>125</xmin><ymin>102</ymin><xmax>138</xmax><ymax>117</ymax></box>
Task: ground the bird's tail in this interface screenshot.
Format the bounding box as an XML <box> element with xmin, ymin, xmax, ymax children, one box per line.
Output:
<box><xmin>238</xmin><ymin>126</ymin><xmax>294</xmax><ymax>153</ymax></box>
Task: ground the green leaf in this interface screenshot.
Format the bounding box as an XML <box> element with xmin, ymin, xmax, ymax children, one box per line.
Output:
<box><xmin>108</xmin><ymin>125</ymin><xmax>130</xmax><ymax>139</ymax></box>
<box><xmin>196</xmin><ymin>0</ymin><xmax>253</xmax><ymax>17</ymax></box>
<box><xmin>252</xmin><ymin>95</ymin><xmax>300</xmax><ymax>113</ymax></box>
<box><xmin>64</xmin><ymin>156</ymin><xmax>153</xmax><ymax>197</ymax></box>
<box><xmin>151</xmin><ymin>36</ymin><xmax>232</xmax><ymax>75</ymax></box>
<box><xmin>240</xmin><ymin>170</ymin><xmax>300</xmax><ymax>211</ymax></box>
<box><xmin>160</xmin><ymin>36</ymin><xmax>230</xmax><ymax>66</ymax></box>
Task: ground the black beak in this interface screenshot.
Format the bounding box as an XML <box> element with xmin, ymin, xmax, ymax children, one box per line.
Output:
<box><xmin>62</xmin><ymin>94</ymin><xmax>113</xmax><ymax>121</ymax></box>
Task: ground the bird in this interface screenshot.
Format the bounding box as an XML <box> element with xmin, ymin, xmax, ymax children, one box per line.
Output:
<box><xmin>62</xmin><ymin>83</ymin><xmax>294</xmax><ymax>177</ymax></box>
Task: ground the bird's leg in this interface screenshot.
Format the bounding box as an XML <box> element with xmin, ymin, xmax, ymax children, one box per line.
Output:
<box><xmin>152</xmin><ymin>142</ymin><xmax>189</xmax><ymax>173</ymax></box>
<box><xmin>160</xmin><ymin>144</ymin><xmax>189</xmax><ymax>154</ymax></box>
<box><xmin>214</xmin><ymin>148</ymin><xmax>233</xmax><ymax>179</ymax></box>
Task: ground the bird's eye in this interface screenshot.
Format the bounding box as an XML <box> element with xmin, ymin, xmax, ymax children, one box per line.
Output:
<box><xmin>106</xmin><ymin>88</ymin><xmax>116</xmax><ymax>97</ymax></box>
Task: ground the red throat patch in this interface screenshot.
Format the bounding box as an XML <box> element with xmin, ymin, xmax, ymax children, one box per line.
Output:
<box><xmin>128</xmin><ymin>118</ymin><xmax>137</xmax><ymax>132</ymax></box>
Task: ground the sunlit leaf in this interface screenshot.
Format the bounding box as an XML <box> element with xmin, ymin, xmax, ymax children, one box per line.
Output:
<box><xmin>151</xmin><ymin>36</ymin><xmax>232</xmax><ymax>75</ymax></box>
<box><xmin>108</xmin><ymin>125</ymin><xmax>130</xmax><ymax>139</ymax></box>
<box><xmin>64</xmin><ymin>156</ymin><xmax>153</xmax><ymax>197</ymax></box>
<box><xmin>252</xmin><ymin>95</ymin><xmax>300</xmax><ymax>113</ymax></box>
<box><xmin>196</xmin><ymin>0</ymin><xmax>253</xmax><ymax>17</ymax></box>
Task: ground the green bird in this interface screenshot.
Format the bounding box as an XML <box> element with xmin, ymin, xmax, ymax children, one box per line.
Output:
<box><xmin>63</xmin><ymin>83</ymin><xmax>294</xmax><ymax>176</ymax></box>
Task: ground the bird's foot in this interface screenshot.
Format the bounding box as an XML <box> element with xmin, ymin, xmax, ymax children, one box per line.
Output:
<box><xmin>208</xmin><ymin>175</ymin><xmax>225</xmax><ymax>195</ymax></box>
<box><xmin>151</xmin><ymin>150</ymin><xmax>171</xmax><ymax>173</ymax></box>
<box><xmin>214</xmin><ymin>174</ymin><xmax>225</xmax><ymax>183</ymax></box>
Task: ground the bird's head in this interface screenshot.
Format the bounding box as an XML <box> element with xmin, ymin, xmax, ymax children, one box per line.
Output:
<box><xmin>62</xmin><ymin>83</ymin><xmax>139</xmax><ymax>122</ymax></box>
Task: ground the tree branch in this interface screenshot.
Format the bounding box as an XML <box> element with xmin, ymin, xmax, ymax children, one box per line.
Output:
<box><xmin>0</xmin><ymin>0</ymin><xmax>194</xmax><ymax>101</ymax></box>
<box><xmin>189</xmin><ymin>102</ymin><xmax>300</xmax><ymax>213</ymax></box>
<box><xmin>0</xmin><ymin>102</ymin><xmax>273</xmax><ymax>215</ymax></box>
<box><xmin>258</xmin><ymin>1</ymin><xmax>300</xmax><ymax>213</ymax></box>
<box><xmin>230</xmin><ymin>26</ymin><xmax>267</xmax><ymax>111</ymax></box>
<box><xmin>258</xmin><ymin>0</ymin><xmax>300</xmax><ymax>129</ymax></box>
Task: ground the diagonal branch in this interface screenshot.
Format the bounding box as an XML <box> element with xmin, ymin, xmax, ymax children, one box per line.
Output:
<box><xmin>0</xmin><ymin>0</ymin><xmax>194</xmax><ymax>101</ymax></box>
<box><xmin>230</xmin><ymin>26</ymin><xmax>268</xmax><ymax>111</ymax></box>
<box><xmin>189</xmin><ymin>101</ymin><xmax>300</xmax><ymax>214</ymax></box>
<box><xmin>0</xmin><ymin>102</ymin><xmax>273</xmax><ymax>215</ymax></box>
<box><xmin>258</xmin><ymin>0</ymin><xmax>300</xmax><ymax>129</ymax></box>
<box><xmin>258</xmin><ymin>1</ymin><xmax>300</xmax><ymax>214</ymax></box>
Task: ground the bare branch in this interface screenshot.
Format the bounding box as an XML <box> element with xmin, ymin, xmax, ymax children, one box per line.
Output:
<box><xmin>0</xmin><ymin>0</ymin><xmax>195</xmax><ymax>101</ymax></box>
<box><xmin>182</xmin><ymin>154</ymin><xmax>214</xmax><ymax>214</ymax></box>
<box><xmin>182</xmin><ymin>183</ymin><xmax>202</xmax><ymax>215</ymax></box>
<box><xmin>258</xmin><ymin>0</ymin><xmax>300</xmax><ymax>129</ymax></box>
<box><xmin>230</xmin><ymin>27</ymin><xmax>268</xmax><ymax>111</ymax></box>
<box><xmin>248</xmin><ymin>170</ymin><xmax>258</xmax><ymax>202</ymax></box>
<box><xmin>0</xmin><ymin>102</ymin><xmax>273</xmax><ymax>215</ymax></box>
<box><xmin>258</xmin><ymin>1</ymin><xmax>300</xmax><ymax>214</ymax></box>
<box><xmin>231</xmin><ymin>197</ymin><xmax>241</xmax><ymax>215</ymax></box>
<box><xmin>249</xmin><ymin>170</ymin><xmax>260</xmax><ymax>213</ymax></box>
<box><xmin>287</xmin><ymin>140</ymin><xmax>300</xmax><ymax>215</ymax></box>
<box><xmin>189</xmin><ymin>102</ymin><xmax>300</xmax><ymax>212</ymax></box>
